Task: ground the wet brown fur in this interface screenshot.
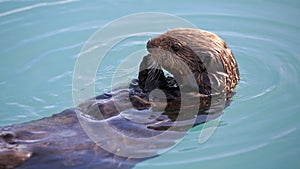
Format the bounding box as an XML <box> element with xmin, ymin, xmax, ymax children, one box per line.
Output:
<box><xmin>146</xmin><ymin>28</ymin><xmax>240</xmax><ymax>94</ymax></box>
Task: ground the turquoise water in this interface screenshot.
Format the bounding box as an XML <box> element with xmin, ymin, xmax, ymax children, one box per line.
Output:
<box><xmin>1</xmin><ymin>0</ymin><xmax>300</xmax><ymax>168</ymax></box>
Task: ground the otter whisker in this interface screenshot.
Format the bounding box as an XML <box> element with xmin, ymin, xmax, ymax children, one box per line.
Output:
<box><xmin>147</xmin><ymin>60</ymin><xmax>160</xmax><ymax>81</ymax></box>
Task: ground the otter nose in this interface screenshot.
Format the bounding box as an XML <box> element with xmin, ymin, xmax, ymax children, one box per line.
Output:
<box><xmin>146</xmin><ymin>39</ymin><xmax>153</xmax><ymax>49</ymax></box>
<box><xmin>147</xmin><ymin>38</ymin><xmax>159</xmax><ymax>52</ymax></box>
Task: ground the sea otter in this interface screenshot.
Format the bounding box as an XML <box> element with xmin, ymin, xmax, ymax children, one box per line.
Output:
<box><xmin>139</xmin><ymin>28</ymin><xmax>239</xmax><ymax>95</ymax></box>
<box><xmin>0</xmin><ymin>28</ymin><xmax>239</xmax><ymax>169</ymax></box>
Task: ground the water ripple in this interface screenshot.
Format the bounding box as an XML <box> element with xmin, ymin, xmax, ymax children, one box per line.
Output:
<box><xmin>48</xmin><ymin>71</ymin><xmax>73</xmax><ymax>83</ymax></box>
<box><xmin>190</xmin><ymin>143</ymin><xmax>267</xmax><ymax>162</ymax></box>
<box><xmin>271</xmin><ymin>127</ymin><xmax>297</xmax><ymax>140</ymax></box>
<box><xmin>0</xmin><ymin>17</ymin><xmax>22</xmax><ymax>26</ymax></box>
<box><xmin>18</xmin><ymin>42</ymin><xmax>84</xmax><ymax>72</ymax></box>
<box><xmin>0</xmin><ymin>0</ymin><xmax>79</xmax><ymax>17</ymax></box>
<box><xmin>32</xmin><ymin>96</ymin><xmax>46</xmax><ymax>103</ymax></box>
<box><xmin>240</xmin><ymin>85</ymin><xmax>276</xmax><ymax>102</ymax></box>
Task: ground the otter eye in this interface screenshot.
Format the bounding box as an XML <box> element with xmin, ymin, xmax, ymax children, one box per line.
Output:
<box><xmin>171</xmin><ymin>44</ymin><xmax>180</xmax><ymax>53</ymax></box>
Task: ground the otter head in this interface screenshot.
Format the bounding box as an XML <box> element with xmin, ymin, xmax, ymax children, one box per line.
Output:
<box><xmin>146</xmin><ymin>28</ymin><xmax>240</xmax><ymax>94</ymax></box>
<box><xmin>146</xmin><ymin>28</ymin><xmax>215</xmax><ymax>94</ymax></box>
<box><xmin>146</xmin><ymin>30</ymin><xmax>201</xmax><ymax>73</ymax></box>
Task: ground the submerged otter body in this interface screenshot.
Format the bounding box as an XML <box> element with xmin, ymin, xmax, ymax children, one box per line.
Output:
<box><xmin>0</xmin><ymin>28</ymin><xmax>239</xmax><ymax>169</ymax></box>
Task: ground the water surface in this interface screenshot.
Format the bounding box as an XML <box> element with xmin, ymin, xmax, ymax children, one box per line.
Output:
<box><xmin>0</xmin><ymin>0</ymin><xmax>300</xmax><ymax>168</ymax></box>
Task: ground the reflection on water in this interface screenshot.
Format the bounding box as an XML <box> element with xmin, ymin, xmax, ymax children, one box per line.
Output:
<box><xmin>0</xmin><ymin>0</ymin><xmax>300</xmax><ymax>169</ymax></box>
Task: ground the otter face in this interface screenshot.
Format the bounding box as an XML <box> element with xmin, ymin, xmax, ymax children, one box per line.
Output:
<box><xmin>146</xmin><ymin>34</ymin><xmax>205</xmax><ymax>91</ymax></box>
<box><xmin>146</xmin><ymin>33</ymin><xmax>201</xmax><ymax>76</ymax></box>
<box><xmin>147</xmin><ymin>35</ymin><xmax>177</xmax><ymax>69</ymax></box>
